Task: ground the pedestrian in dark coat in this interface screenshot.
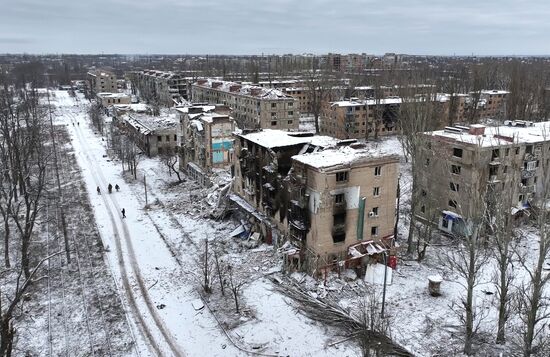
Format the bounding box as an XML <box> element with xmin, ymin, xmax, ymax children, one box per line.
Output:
<box><xmin>121</xmin><ymin>208</ymin><xmax>126</xmax><ymax>218</ymax></box>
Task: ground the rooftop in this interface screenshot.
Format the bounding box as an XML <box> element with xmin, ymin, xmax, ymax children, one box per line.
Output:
<box><xmin>427</xmin><ymin>121</ymin><xmax>550</xmax><ymax>147</ymax></box>
<box><xmin>331</xmin><ymin>97</ymin><xmax>403</xmax><ymax>107</ymax></box>
<box><xmin>237</xmin><ymin>129</ymin><xmax>338</xmax><ymax>149</ymax></box>
<box><xmin>194</xmin><ymin>79</ymin><xmax>295</xmax><ymax>101</ymax></box>
<box><xmin>292</xmin><ymin>143</ymin><xmax>399</xmax><ymax>170</ymax></box>
<box><xmin>123</xmin><ymin>110</ymin><xmax>178</xmax><ymax>135</ymax></box>
<box><xmin>97</xmin><ymin>92</ymin><xmax>129</xmax><ymax>99</ymax></box>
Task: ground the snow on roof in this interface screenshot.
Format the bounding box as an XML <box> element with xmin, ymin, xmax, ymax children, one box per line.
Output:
<box><xmin>97</xmin><ymin>92</ymin><xmax>129</xmax><ymax>99</ymax></box>
<box><xmin>175</xmin><ymin>104</ymin><xmax>216</xmax><ymax>114</ymax></box>
<box><xmin>480</xmin><ymin>90</ymin><xmax>510</xmax><ymax>95</ymax></box>
<box><xmin>113</xmin><ymin>103</ymin><xmax>149</xmax><ymax>112</ymax></box>
<box><xmin>427</xmin><ymin>121</ymin><xmax>550</xmax><ymax>147</ymax></box>
<box><xmin>123</xmin><ymin>111</ymin><xmax>178</xmax><ymax>134</ymax></box>
<box><xmin>199</xmin><ymin>112</ymin><xmax>231</xmax><ymax>123</ymax></box>
<box><xmin>331</xmin><ymin>97</ymin><xmax>402</xmax><ymax>107</ymax></box>
<box><xmin>194</xmin><ymin>79</ymin><xmax>295</xmax><ymax>101</ymax></box>
<box><xmin>238</xmin><ymin>129</ymin><xmax>338</xmax><ymax>149</ymax></box>
<box><xmin>292</xmin><ymin>145</ymin><xmax>398</xmax><ymax>170</ymax></box>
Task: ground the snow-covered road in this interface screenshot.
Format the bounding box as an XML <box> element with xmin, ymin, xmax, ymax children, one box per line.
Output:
<box><xmin>54</xmin><ymin>92</ymin><xmax>240</xmax><ymax>356</ymax></box>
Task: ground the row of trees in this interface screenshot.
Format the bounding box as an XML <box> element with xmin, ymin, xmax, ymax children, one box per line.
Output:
<box><xmin>0</xmin><ymin>85</ymin><xmax>63</xmax><ymax>355</ymax></box>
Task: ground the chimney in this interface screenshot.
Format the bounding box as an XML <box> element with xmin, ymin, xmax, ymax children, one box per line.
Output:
<box><xmin>468</xmin><ymin>124</ymin><xmax>485</xmax><ymax>136</ymax></box>
<box><xmin>197</xmin><ymin>79</ymin><xmax>207</xmax><ymax>85</ymax></box>
<box><xmin>229</xmin><ymin>84</ymin><xmax>242</xmax><ymax>92</ymax></box>
<box><xmin>250</xmin><ymin>87</ymin><xmax>262</xmax><ymax>96</ymax></box>
<box><xmin>211</xmin><ymin>81</ymin><xmax>223</xmax><ymax>89</ymax></box>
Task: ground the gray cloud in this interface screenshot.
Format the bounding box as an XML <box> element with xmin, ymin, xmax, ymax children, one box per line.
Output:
<box><xmin>0</xmin><ymin>0</ymin><xmax>549</xmax><ymax>55</ymax></box>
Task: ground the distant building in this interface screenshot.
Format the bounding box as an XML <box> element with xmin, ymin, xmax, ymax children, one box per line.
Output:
<box><xmin>416</xmin><ymin>120</ymin><xmax>550</xmax><ymax>236</ymax></box>
<box><xmin>320</xmin><ymin>98</ymin><xmax>401</xmax><ymax>139</ymax></box>
<box><xmin>231</xmin><ymin>129</ymin><xmax>399</xmax><ymax>271</ymax></box>
<box><xmin>326</xmin><ymin>53</ymin><xmax>366</xmax><ymax>72</ymax></box>
<box><xmin>130</xmin><ymin>69</ymin><xmax>190</xmax><ymax>106</ymax></box>
<box><xmin>176</xmin><ymin>104</ymin><xmax>235</xmax><ymax>186</ymax></box>
<box><xmin>191</xmin><ymin>79</ymin><xmax>299</xmax><ymax>130</ymax></box>
<box><xmin>96</xmin><ymin>92</ymin><xmax>131</xmax><ymax>107</ymax></box>
<box><xmin>87</xmin><ymin>69</ymin><xmax>117</xmax><ymax>95</ymax></box>
<box><xmin>116</xmin><ymin>111</ymin><xmax>178</xmax><ymax>157</ymax></box>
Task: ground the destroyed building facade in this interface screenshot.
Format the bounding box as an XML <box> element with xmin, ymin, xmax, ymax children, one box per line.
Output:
<box><xmin>129</xmin><ymin>69</ymin><xmax>190</xmax><ymax>106</ymax></box>
<box><xmin>176</xmin><ymin>104</ymin><xmax>235</xmax><ymax>186</ymax></box>
<box><xmin>231</xmin><ymin>129</ymin><xmax>399</xmax><ymax>269</ymax></box>
<box><xmin>191</xmin><ymin>79</ymin><xmax>299</xmax><ymax>131</ymax></box>
<box><xmin>87</xmin><ymin>69</ymin><xmax>118</xmax><ymax>95</ymax></box>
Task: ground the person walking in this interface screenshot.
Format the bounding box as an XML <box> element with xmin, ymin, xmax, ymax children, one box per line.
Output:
<box><xmin>108</xmin><ymin>183</ymin><xmax>113</xmax><ymax>194</ymax></box>
<box><xmin>115</xmin><ymin>184</ymin><xmax>120</xmax><ymax>192</ymax></box>
<box><xmin>121</xmin><ymin>208</ymin><xmax>126</xmax><ymax>218</ymax></box>
<box><xmin>97</xmin><ymin>186</ymin><xmax>101</xmax><ymax>195</ymax></box>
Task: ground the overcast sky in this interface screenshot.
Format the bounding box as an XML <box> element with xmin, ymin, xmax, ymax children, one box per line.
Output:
<box><xmin>1</xmin><ymin>0</ymin><xmax>549</xmax><ymax>55</ymax></box>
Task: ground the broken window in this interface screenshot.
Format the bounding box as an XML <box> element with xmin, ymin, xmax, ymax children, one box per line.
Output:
<box><xmin>373</xmin><ymin>187</ymin><xmax>380</xmax><ymax>196</ymax></box>
<box><xmin>449</xmin><ymin>199</ymin><xmax>457</xmax><ymax>208</ymax></box>
<box><xmin>453</xmin><ymin>148</ymin><xmax>463</xmax><ymax>158</ymax></box>
<box><xmin>450</xmin><ymin>182</ymin><xmax>459</xmax><ymax>192</ymax></box>
<box><xmin>336</xmin><ymin>171</ymin><xmax>349</xmax><ymax>182</ymax></box>
<box><xmin>374</xmin><ymin>166</ymin><xmax>381</xmax><ymax>176</ymax></box>
<box><xmin>333</xmin><ymin>212</ymin><xmax>346</xmax><ymax>225</ymax></box>
<box><xmin>371</xmin><ymin>226</ymin><xmax>378</xmax><ymax>236</ymax></box>
<box><xmin>451</xmin><ymin>165</ymin><xmax>461</xmax><ymax>175</ymax></box>
<box><xmin>332</xmin><ymin>232</ymin><xmax>345</xmax><ymax>243</ymax></box>
<box><xmin>371</xmin><ymin>207</ymin><xmax>379</xmax><ymax>216</ymax></box>
<box><xmin>334</xmin><ymin>193</ymin><xmax>345</xmax><ymax>204</ymax></box>
<box><xmin>526</xmin><ymin>145</ymin><xmax>533</xmax><ymax>154</ymax></box>
<box><xmin>157</xmin><ymin>135</ymin><xmax>162</xmax><ymax>142</ymax></box>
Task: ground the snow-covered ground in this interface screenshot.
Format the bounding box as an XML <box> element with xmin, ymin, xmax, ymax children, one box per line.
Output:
<box><xmin>48</xmin><ymin>90</ymin><xmax>362</xmax><ymax>356</ymax></box>
<box><xmin>46</xmin><ymin>90</ymin><xmax>549</xmax><ymax>357</ymax></box>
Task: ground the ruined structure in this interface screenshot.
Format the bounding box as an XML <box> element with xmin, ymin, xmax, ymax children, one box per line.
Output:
<box><xmin>176</xmin><ymin>104</ymin><xmax>234</xmax><ymax>186</ymax></box>
<box><xmin>231</xmin><ymin>129</ymin><xmax>400</xmax><ymax>272</ymax></box>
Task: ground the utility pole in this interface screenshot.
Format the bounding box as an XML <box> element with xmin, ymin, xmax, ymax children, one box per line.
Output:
<box><xmin>144</xmin><ymin>173</ymin><xmax>148</xmax><ymax>206</ymax></box>
<box><xmin>381</xmin><ymin>251</ymin><xmax>388</xmax><ymax>318</ymax></box>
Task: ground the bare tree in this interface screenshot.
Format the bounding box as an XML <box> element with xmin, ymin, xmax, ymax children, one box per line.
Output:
<box><xmin>303</xmin><ymin>65</ymin><xmax>336</xmax><ymax>134</ymax></box>
<box><xmin>485</xmin><ymin>141</ymin><xmax>521</xmax><ymax>345</ymax></box>
<box><xmin>1</xmin><ymin>88</ymin><xmax>49</xmax><ymax>279</ymax></box>
<box><xmin>88</xmin><ymin>101</ymin><xmax>104</xmax><ymax>134</ymax></box>
<box><xmin>513</xmin><ymin>132</ymin><xmax>550</xmax><ymax>357</ymax></box>
<box><xmin>0</xmin><ymin>252</ymin><xmax>62</xmax><ymax>356</ymax></box>
<box><xmin>399</xmin><ymin>84</ymin><xmax>440</xmax><ymax>255</ymax></box>
<box><xmin>227</xmin><ymin>264</ymin><xmax>245</xmax><ymax>313</ymax></box>
<box><xmin>159</xmin><ymin>148</ymin><xmax>182</xmax><ymax>183</ymax></box>
<box><xmin>197</xmin><ymin>239</ymin><xmax>213</xmax><ymax>294</ymax></box>
<box><xmin>213</xmin><ymin>247</ymin><xmax>225</xmax><ymax>297</ymax></box>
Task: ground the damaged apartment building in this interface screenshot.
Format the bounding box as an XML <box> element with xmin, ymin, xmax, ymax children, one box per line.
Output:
<box><xmin>191</xmin><ymin>79</ymin><xmax>299</xmax><ymax>130</ymax></box>
<box><xmin>231</xmin><ymin>129</ymin><xmax>399</xmax><ymax>272</ymax></box>
<box><xmin>129</xmin><ymin>69</ymin><xmax>190</xmax><ymax>106</ymax></box>
<box><xmin>176</xmin><ymin>104</ymin><xmax>234</xmax><ymax>186</ymax></box>
<box><xmin>416</xmin><ymin>120</ymin><xmax>550</xmax><ymax>237</ymax></box>
<box><xmin>321</xmin><ymin>98</ymin><xmax>401</xmax><ymax>139</ymax></box>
